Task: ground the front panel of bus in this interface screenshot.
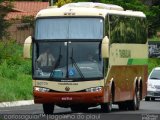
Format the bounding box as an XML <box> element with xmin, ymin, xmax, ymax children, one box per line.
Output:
<box><xmin>32</xmin><ymin>17</ymin><xmax>106</xmax><ymax>105</ymax></box>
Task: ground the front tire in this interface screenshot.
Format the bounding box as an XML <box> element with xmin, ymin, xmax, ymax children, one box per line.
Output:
<box><xmin>101</xmin><ymin>90</ymin><xmax>113</xmax><ymax>113</ymax></box>
<box><xmin>145</xmin><ymin>97</ymin><xmax>150</xmax><ymax>101</ymax></box>
<box><xmin>71</xmin><ymin>105</ymin><xmax>88</xmax><ymax>112</ymax></box>
<box><xmin>43</xmin><ymin>104</ymin><xmax>54</xmax><ymax>114</ymax></box>
<box><xmin>101</xmin><ymin>102</ymin><xmax>112</xmax><ymax>113</ymax></box>
<box><xmin>151</xmin><ymin>97</ymin><xmax>155</xmax><ymax>101</ymax></box>
<box><xmin>118</xmin><ymin>102</ymin><xmax>128</xmax><ymax>111</ymax></box>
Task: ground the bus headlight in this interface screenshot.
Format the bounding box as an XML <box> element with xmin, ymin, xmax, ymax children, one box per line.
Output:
<box><xmin>86</xmin><ymin>87</ymin><xmax>102</xmax><ymax>92</ymax></box>
<box><xmin>34</xmin><ymin>87</ymin><xmax>50</xmax><ymax>92</ymax></box>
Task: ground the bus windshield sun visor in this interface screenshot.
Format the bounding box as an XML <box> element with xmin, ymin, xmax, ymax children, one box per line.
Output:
<box><xmin>35</xmin><ymin>18</ymin><xmax>103</xmax><ymax>40</ymax></box>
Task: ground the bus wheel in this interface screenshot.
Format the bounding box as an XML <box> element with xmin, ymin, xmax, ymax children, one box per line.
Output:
<box><xmin>71</xmin><ymin>105</ymin><xmax>88</xmax><ymax>112</ymax></box>
<box><xmin>43</xmin><ymin>104</ymin><xmax>54</xmax><ymax>114</ymax></box>
<box><xmin>118</xmin><ymin>102</ymin><xmax>127</xmax><ymax>111</ymax></box>
<box><xmin>151</xmin><ymin>97</ymin><xmax>155</xmax><ymax>101</ymax></box>
<box><xmin>101</xmin><ymin>92</ymin><xmax>113</xmax><ymax>112</ymax></box>
<box><xmin>101</xmin><ymin>102</ymin><xmax>112</xmax><ymax>113</ymax></box>
<box><xmin>128</xmin><ymin>87</ymin><xmax>140</xmax><ymax>110</ymax></box>
<box><xmin>145</xmin><ymin>97</ymin><xmax>150</xmax><ymax>101</ymax></box>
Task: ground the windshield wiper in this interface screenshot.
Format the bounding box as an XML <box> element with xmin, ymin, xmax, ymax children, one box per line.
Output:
<box><xmin>70</xmin><ymin>48</ymin><xmax>85</xmax><ymax>79</ymax></box>
<box><xmin>70</xmin><ymin>57</ymin><xmax>85</xmax><ymax>79</ymax></box>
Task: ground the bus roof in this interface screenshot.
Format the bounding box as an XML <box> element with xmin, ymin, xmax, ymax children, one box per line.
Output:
<box><xmin>61</xmin><ymin>2</ymin><xmax>124</xmax><ymax>11</ymax></box>
<box><xmin>36</xmin><ymin>2</ymin><xmax>146</xmax><ymax>18</ymax></box>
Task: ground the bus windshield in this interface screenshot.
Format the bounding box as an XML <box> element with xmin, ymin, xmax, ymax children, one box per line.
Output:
<box><xmin>35</xmin><ymin>18</ymin><xmax>103</xmax><ymax>40</ymax></box>
<box><xmin>33</xmin><ymin>42</ymin><xmax>103</xmax><ymax>80</ymax></box>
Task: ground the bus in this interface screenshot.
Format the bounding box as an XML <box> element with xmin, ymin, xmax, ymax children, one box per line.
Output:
<box><xmin>24</xmin><ymin>2</ymin><xmax>148</xmax><ymax>114</ymax></box>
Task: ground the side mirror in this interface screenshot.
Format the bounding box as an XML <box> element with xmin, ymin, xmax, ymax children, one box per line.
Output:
<box><xmin>23</xmin><ymin>36</ymin><xmax>32</xmax><ymax>59</ymax></box>
<box><xmin>101</xmin><ymin>36</ymin><xmax>109</xmax><ymax>58</ymax></box>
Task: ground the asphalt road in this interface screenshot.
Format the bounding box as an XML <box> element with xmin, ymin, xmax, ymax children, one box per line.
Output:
<box><xmin>0</xmin><ymin>100</ymin><xmax>160</xmax><ymax>120</ymax></box>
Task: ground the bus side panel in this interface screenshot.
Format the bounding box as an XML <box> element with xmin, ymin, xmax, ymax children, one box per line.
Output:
<box><xmin>142</xmin><ymin>65</ymin><xmax>148</xmax><ymax>99</ymax></box>
<box><xmin>126</xmin><ymin>65</ymin><xmax>147</xmax><ymax>101</ymax></box>
<box><xmin>104</xmin><ymin>66</ymin><xmax>126</xmax><ymax>102</ymax></box>
<box><xmin>106</xmin><ymin>43</ymin><xmax>148</xmax><ymax>102</ymax></box>
<box><xmin>104</xmin><ymin>65</ymin><xmax>147</xmax><ymax>103</ymax></box>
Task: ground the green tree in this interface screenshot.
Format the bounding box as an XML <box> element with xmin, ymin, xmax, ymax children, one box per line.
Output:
<box><xmin>0</xmin><ymin>1</ymin><xmax>12</xmax><ymax>39</ymax></box>
<box><xmin>55</xmin><ymin>0</ymin><xmax>72</xmax><ymax>7</ymax></box>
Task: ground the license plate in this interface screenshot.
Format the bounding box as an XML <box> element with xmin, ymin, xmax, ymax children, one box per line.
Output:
<box><xmin>61</xmin><ymin>97</ymin><xmax>73</xmax><ymax>100</ymax></box>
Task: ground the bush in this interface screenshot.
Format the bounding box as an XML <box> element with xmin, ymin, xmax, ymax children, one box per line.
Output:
<box><xmin>55</xmin><ymin>0</ymin><xmax>72</xmax><ymax>7</ymax></box>
<box><xmin>0</xmin><ymin>40</ymin><xmax>31</xmax><ymax>74</ymax></box>
<box><xmin>0</xmin><ymin>60</ymin><xmax>18</xmax><ymax>80</ymax></box>
<box><xmin>0</xmin><ymin>40</ymin><xmax>32</xmax><ymax>101</ymax></box>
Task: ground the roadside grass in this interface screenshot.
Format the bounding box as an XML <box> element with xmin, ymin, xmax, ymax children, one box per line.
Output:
<box><xmin>0</xmin><ymin>41</ymin><xmax>32</xmax><ymax>102</ymax></box>
<box><xmin>0</xmin><ymin>75</ymin><xmax>32</xmax><ymax>102</ymax></box>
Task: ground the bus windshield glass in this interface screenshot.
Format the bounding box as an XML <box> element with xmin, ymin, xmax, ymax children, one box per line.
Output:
<box><xmin>35</xmin><ymin>18</ymin><xmax>103</xmax><ymax>40</ymax></box>
<box><xmin>33</xmin><ymin>42</ymin><xmax>103</xmax><ymax>80</ymax></box>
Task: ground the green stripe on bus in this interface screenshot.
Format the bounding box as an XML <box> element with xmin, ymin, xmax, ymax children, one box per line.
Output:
<box><xmin>127</xmin><ymin>59</ymin><xmax>148</xmax><ymax>65</ymax></box>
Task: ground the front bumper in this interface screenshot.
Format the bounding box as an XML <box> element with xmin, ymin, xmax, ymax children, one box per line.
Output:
<box><xmin>34</xmin><ymin>90</ymin><xmax>104</xmax><ymax>105</ymax></box>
